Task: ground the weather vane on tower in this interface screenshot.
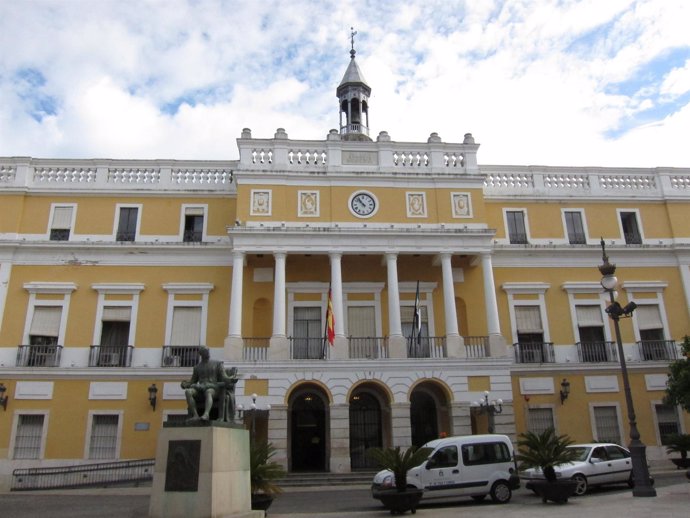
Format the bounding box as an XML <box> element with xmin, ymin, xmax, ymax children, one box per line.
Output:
<box><xmin>350</xmin><ymin>26</ymin><xmax>357</xmax><ymax>58</ymax></box>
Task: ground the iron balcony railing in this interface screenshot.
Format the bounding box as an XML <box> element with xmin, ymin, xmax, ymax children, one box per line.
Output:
<box><xmin>576</xmin><ymin>341</ymin><xmax>618</xmax><ymax>363</ymax></box>
<box><xmin>513</xmin><ymin>342</ymin><xmax>555</xmax><ymax>363</ymax></box>
<box><xmin>88</xmin><ymin>345</ymin><xmax>134</xmax><ymax>367</ymax></box>
<box><xmin>11</xmin><ymin>459</ymin><xmax>154</xmax><ymax>491</ymax></box>
<box><xmin>161</xmin><ymin>345</ymin><xmax>201</xmax><ymax>367</ymax></box>
<box><xmin>463</xmin><ymin>336</ymin><xmax>489</xmax><ymax>358</ymax></box>
<box><xmin>637</xmin><ymin>340</ymin><xmax>678</xmax><ymax>361</ymax></box>
<box><xmin>407</xmin><ymin>336</ymin><xmax>447</xmax><ymax>358</ymax></box>
<box><xmin>16</xmin><ymin>344</ymin><xmax>63</xmax><ymax>367</ymax></box>
<box><xmin>349</xmin><ymin>337</ymin><xmax>389</xmax><ymax>359</ymax></box>
<box><xmin>289</xmin><ymin>337</ymin><xmax>330</xmax><ymax>360</ymax></box>
<box><xmin>242</xmin><ymin>337</ymin><xmax>270</xmax><ymax>361</ymax></box>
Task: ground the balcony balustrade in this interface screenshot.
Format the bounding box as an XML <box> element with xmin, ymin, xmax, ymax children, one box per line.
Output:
<box><xmin>576</xmin><ymin>341</ymin><xmax>618</xmax><ymax>363</ymax></box>
<box><xmin>463</xmin><ymin>336</ymin><xmax>489</xmax><ymax>358</ymax></box>
<box><xmin>349</xmin><ymin>337</ymin><xmax>389</xmax><ymax>359</ymax></box>
<box><xmin>89</xmin><ymin>345</ymin><xmax>133</xmax><ymax>367</ymax></box>
<box><xmin>161</xmin><ymin>345</ymin><xmax>201</xmax><ymax>367</ymax></box>
<box><xmin>16</xmin><ymin>344</ymin><xmax>63</xmax><ymax>367</ymax></box>
<box><xmin>637</xmin><ymin>340</ymin><xmax>678</xmax><ymax>361</ymax></box>
<box><xmin>407</xmin><ymin>336</ymin><xmax>447</xmax><ymax>358</ymax></box>
<box><xmin>513</xmin><ymin>342</ymin><xmax>555</xmax><ymax>363</ymax></box>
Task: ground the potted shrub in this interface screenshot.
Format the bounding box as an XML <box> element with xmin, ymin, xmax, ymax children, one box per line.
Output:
<box><xmin>367</xmin><ymin>445</ymin><xmax>431</xmax><ymax>514</ymax></box>
<box><xmin>249</xmin><ymin>440</ymin><xmax>286</xmax><ymax>512</ymax></box>
<box><xmin>517</xmin><ymin>428</ymin><xmax>580</xmax><ymax>504</ymax></box>
<box><xmin>665</xmin><ymin>433</ymin><xmax>690</xmax><ymax>469</ymax></box>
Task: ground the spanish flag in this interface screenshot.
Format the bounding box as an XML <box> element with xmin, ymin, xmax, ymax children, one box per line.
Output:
<box><xmin>326</xmin><ymin>288</ymin><xmax>335</xmax><ymax>346</ymax></box>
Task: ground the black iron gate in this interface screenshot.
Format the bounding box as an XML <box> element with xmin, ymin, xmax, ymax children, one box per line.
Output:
<box><xmin>349</xmin><ymin>393</ymin><xmax>382</xmax><ymax>469</ymax></box>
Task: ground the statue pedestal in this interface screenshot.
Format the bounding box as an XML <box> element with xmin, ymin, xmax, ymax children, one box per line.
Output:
<box><xmin>149</xmin><ymin>423</ymin><xmax>263</xmax><ymax>518</ymax></box>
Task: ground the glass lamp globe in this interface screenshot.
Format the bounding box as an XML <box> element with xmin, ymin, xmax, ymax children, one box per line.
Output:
<box><xmin>600</xmin><ymin>274</ymin><xmax>618</xmax><ymax>291</ymax></box>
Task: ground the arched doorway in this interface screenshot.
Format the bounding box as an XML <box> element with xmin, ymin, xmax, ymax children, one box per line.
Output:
<box><xmin>410</xmin><ymin>382</ymin><xmax>451</xmax><ymax>447</ymax></box>
<box><xmin>289</xmin><ymin>387</ymin><xmax>328</xmax><ymax>472</ymax></box>
<box><xmin>349</xmin><ymin>390</ymin><xmax>385</xmax><ymax>470</ymax></box>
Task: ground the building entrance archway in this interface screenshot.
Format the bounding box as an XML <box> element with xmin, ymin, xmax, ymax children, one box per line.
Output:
<box><xmin>289</xmin><ymin>387</ymin><xmax>328</xmax><ymax>471</ymax></box>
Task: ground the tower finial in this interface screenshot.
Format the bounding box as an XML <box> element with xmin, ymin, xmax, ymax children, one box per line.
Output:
<box><xmin>350</xmin><ymin>26</ymin><xmax>357</xmax><ymax>59</ymax></box>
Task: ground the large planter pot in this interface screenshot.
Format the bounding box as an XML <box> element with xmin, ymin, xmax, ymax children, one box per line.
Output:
<box><xmin>531</xmin><ymin>480</ymin><xmax>578</xmax><ymax>504</ymax></box>
<box><xmin>670</xmin><ymin>458</ymin><xmax>690</xmax><ymax>469</ymax></box>
<box><xmin>377</xmin><ymin>488</ymin><xmax>424</xmax><ymax>515</ymax></box>
<box><xmin>251</xmin><ymin>493</ymin><xmax>274</xmax><ymax>512</ymax></box>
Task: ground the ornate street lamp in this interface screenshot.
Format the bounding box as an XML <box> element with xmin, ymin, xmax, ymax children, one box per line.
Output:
<box><xmin>472</xmin><ymin>391</ymin><xmax>503</xmax><ymax>433</ymax></box>
<box><xmin>237</xmin><ymin>393</ymin><xmax>271</xmax><ymax>442</ymax></box>
<box><xmin>598</xmin><ymin>239</ymin><xmax>656</xmax><ymax>497</ymax></box>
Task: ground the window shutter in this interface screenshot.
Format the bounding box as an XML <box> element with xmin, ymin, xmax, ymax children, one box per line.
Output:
<box><xmin>29</xmin><ymin>307</ymin><xmax>62</xmax><ymax>337</ymax></box>
<box><xmin>170</xmin><ymin>307</ymin><xmax>202</xmax><ymax>346</ymax></box>
<box><xmin>51</xmin><ymin>207</ymin><xmax>73</xmax><ymax>229</ymax></box>
<box><xmin>102</xmin><ymin>307</ymin><xmax>131</xmax><ymax>322</ymax></box>
<box><xmin>515</xmin><ymin>306</ymin><xmax>542</xmax><ymax>333</ymax></box>
<box><xmin>637</xmin><ymin>305</ymin><xmax>663</xmax><ymax>330</ymax></box>
<box><xmin>185</xmin><ymin>207</ymin><xmax>204</xmax><ymax>216</ymax></box>
<box><xmin>576</xmin><ymin>305</ymin><xmax>603</xmax><ymax>326</ymax></box>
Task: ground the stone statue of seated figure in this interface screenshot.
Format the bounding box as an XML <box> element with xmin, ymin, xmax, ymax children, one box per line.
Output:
<box><xmin>181</xmin><ymin>347</ymin><xmax>239</xmax><ymax>423</ymax></box>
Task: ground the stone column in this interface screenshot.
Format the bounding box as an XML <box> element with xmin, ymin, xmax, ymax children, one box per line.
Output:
<box><xmin>440</xmin><ymin>253</ymin><xmax>465</xmax><ymax>358</ymax></box>
<box><xmin>329</xmin><ymin>403</ymin><xmax>351</xmax><ymax>473</ymax></box>
<box><xmin>390</xmin><ymin>402</ymin><xmax>412</xmax><ymax>448</ymax></box>
<box><xmin>481</xmin><ymin>253</ymin><xmax>507</xmax><ymax>357</ymax></box>
<box><xmin>330</xmin><ymin>253</ymin><xmax>348</xmax><ymax>359</ymax></box>
<box><xmin>270</xmin><ymin>252</ymin><xmax>289</xmax><ymax>359</ymax></box>
<box><xmin>225</xmin><ymin>251</ymin><xmax>245</xmax><ymax>360</ymax></box>
<box><xmin>385</xmin><ymin>253</ymin><xmax>406</xmax><ymax>358</ymax></box>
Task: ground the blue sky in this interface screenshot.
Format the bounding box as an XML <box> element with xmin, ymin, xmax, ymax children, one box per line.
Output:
<box><xmin>0</xmin><ymin>0</ymin><xmax>689</xmax><ymax>167</ymax></box>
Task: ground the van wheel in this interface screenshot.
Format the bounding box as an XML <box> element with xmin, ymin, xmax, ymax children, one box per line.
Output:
<box><xmin>489</xmin><ymin>480</ymin><xmax>511</xmax><ymax>504</ymax></box>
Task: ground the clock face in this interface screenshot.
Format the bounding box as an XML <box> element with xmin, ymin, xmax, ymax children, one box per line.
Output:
<box><xmin>350</xmin><ymin>192</ymin><xmax>377</xmax><ymax>217</ymax></box>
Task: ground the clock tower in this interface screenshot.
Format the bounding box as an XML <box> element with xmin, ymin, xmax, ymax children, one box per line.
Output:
<box><xmin>337</xmin><ymin>28</ymin><xmax>372</xmax><ymax>142</ymax></box>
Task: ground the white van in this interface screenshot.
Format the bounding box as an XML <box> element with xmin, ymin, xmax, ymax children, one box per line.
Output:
<box><xmin>371</xmin><ymin>434</ymin><xmax>520</xmax><ymax>504</ymax></box>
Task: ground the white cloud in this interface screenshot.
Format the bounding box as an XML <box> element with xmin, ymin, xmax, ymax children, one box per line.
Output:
<box><xmin>0</xmin><ymin>0</ymin><xmax>688</xmax><ymax>167</ymax></box>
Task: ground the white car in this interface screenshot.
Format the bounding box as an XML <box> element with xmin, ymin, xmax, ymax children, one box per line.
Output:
<box><xmin>521</xmin><ymin>443</ymin><xmax>634</xmax><ymax>496</ymax></box>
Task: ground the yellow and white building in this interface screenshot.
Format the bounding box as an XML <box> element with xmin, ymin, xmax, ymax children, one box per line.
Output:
<box><xmin>1</xmin><ymin>51</ymin><xmax>689</xmax><ymax>486</ymax></box>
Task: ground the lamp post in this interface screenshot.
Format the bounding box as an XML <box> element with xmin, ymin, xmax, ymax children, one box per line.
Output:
<box><xmin>472</xmin><ymin>391</ymin><xmax>503</xmax><ymax>433</ymax></box>
<box><xmin>598</xmin><ymin>239</ymin><xmax>656</xmax><ymax>497</ymax></box>
<box><xmin>237</xmin><ymin>393</ymin><xmax>271</xmax><ymax>442</ymax></box>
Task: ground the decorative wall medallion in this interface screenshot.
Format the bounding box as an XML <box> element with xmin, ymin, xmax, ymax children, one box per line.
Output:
<box><xmin>299</xmin><ymin>191</ymin><xmax>319</xmax><ymax>217</ymax></box>
<box><xmin>406</xmin><ymin>192</ymin><xmax>427</xmax><ymax>217</ymax></box>
<box><xmin>251</xmin><ymin>190</ymin><xmax>271</xmax><ymax>216</ymax></box>
<box><xmin>451</xmin><ymin>193</ymin><xmax>471</xmax><ymax>217</ymax></box>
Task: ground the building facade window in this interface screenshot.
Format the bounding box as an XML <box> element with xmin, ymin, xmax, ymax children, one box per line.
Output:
<box><xmin>13</xmin><ymin>414</ymin><xmax>46</xmax><ymax>459</ymax></box>
<box><xmin>182</xmin><ymin>206</ymin><xmax>204</xmax><ymax>242</ymax></box>
<box><xmin>654</xmin><ymin>404</ymin><xmax>681</xmax><ymax>445</ymax></box>
<box><xmin>88</xmin><ymin>413</ymin><xmax>120</xmax><ymax>459</ymax></box>
<box><xmin>576</xmin><ymin>305</ymin><xmax>614</xmax><ymax>362</ymax></box>
<box><xmin>506</xmin><ymin>210</ymin><xmax>528</xmax><ymax>244</ymax></box>
<box><xmin>592</xmin><ymin>405</ymin><xmax>621</xmax><ymax>443</ymax></box>
<box><xmin>619</xmin><ymin>210</ymin><xmax>642</xmax><ymax>244</ymax></box>
<box><xmin>563</xmin><ymin>210</ymin><xmax>586</xmax><ymax>244</ymax></box>
<box><xmin>116</xmin><ymin>206</ymin><xmax>138</xmax><ymax>242</ymax></box>
<box><xmin>49</xmin><ymin>205</ymin><xmax>74</xmax><ymax>241</ymax></box>
<box><xmin>527</xmin><ymin>407</ymin><xmax>555</xmax><ymax>435</ymax></box>
<box><xmin>292</xmin><ymin>306</ymin><xmax>323</xmax><ymax>359</ymax></box>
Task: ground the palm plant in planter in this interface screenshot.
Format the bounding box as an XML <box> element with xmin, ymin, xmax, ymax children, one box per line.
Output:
<box><xmin>665</xmin><ymin>433</ymin><xmax>690</xmax><ymax>469</ymax></box>
<box><xmin>368</xmin><ymin>445</ymin><xmax>432</xmax><ymax>514</ymax></box>
<box><xmin>517</xmin><ymin>428</ymin><xmax>580</xmax><ymax>504</ymax></box>
<box><xmin>249</xmin><ymin>440</ymin><xmax>286</xmax><ymax>511</ymax></box>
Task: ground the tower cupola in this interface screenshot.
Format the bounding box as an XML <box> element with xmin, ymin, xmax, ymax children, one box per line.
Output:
<box><xmin>337</xmin><ymin>28</ymin><xmax>372</xmax><ymax>141</ymax></box>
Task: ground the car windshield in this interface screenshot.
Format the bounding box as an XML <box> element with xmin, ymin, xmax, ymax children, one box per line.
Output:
<box><xmin>567</xmin><ymin>446</ymin><xmax>590</xmax><ymax>462</ymax></box>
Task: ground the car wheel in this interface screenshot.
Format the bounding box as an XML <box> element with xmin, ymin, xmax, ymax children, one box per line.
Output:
<box><xmin>489</xmin><ymin>480</ymin><xmax>511</xmax><ymax>504</ymax></box>
<box><xmin>572</xmin><ymin>474</ymin><xmax>588</xmax><ymax>496</ymax></box>
<box><xmin>471</xmin><ymin>494</ymin><xmax>486</xmax><ymax>502</ymax></box>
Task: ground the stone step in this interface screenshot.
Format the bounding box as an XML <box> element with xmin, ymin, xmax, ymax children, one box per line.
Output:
<box><xmin>279</xmin><ymin>471</ymin><xmax>376</xmax><ymax>487</ymax></box>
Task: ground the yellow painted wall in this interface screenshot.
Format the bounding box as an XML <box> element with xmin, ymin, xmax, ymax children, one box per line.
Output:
<box><xmin>2</xmin><ymin>265</ymin><xmax>231</xmax><ymax>348</ymax></box>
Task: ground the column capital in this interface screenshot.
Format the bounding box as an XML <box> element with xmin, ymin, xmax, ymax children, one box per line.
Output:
<box><xmin>273</xmin><ymin>251</ymin><xmax>287</xmax><ymax>260</ymax></box>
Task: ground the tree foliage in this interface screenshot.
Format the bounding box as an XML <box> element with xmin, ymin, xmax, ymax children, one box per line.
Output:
<box><xmin>665</xmin><ymin>335</ymin><xmax>690</xmax><ymax>413</ymax></box>
<box><xmin>250</xmin><ymin>440</ymin><xmax>286</xmax><ymax>495</ymax></box>
<box><xmin>516</xmin><ymin>428</ymin><xmax>580</xmax><ymax>482</ymax></box>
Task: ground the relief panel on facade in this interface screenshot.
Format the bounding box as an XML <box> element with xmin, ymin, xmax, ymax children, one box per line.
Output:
<box><xmin>298</xmin><ymin>190</ymin><xmax>319</xmax><ymax>217</ymax></box>
<box><xmin>451</xmin><ymin>192</ymin><xmax>472</xmax><ymax>218</ymax></box>
<box><xmin>406</xmin><ymin>192</ymin><xmax>427</xmax><ymax>218</ymax></box>
<box><xmin>251</xmin><ymin>189</ymin><xmax>272</xmax><ymax>216</ymax></box>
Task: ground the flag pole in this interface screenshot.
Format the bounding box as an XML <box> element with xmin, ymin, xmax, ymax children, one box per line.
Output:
<box><xmin>322</xmin><ymin>283</ymin><xmax>331</xmax><ymax>359</ymax></box>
